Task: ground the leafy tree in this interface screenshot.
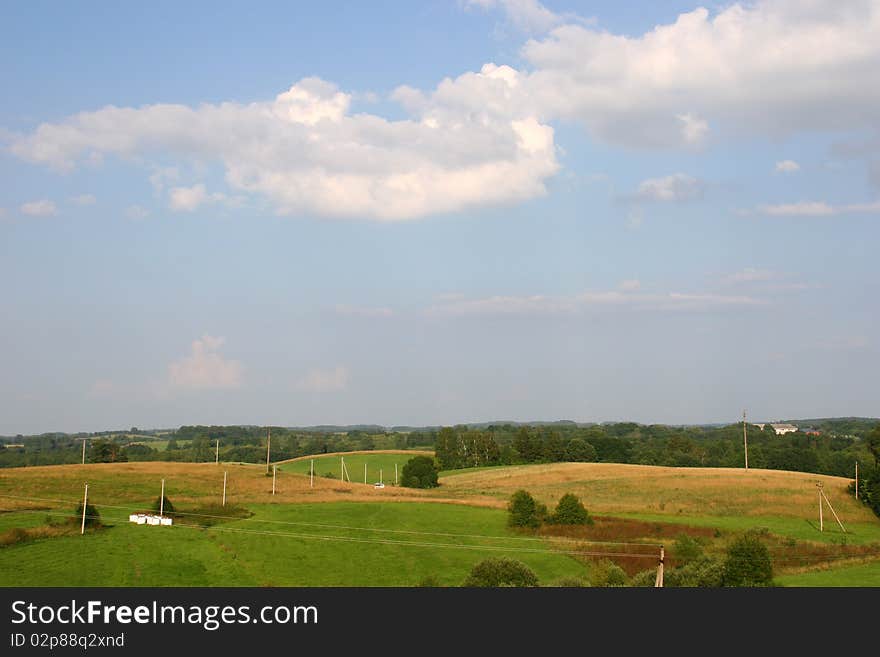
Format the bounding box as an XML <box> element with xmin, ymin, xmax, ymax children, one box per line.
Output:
<box><xmin>722</xmin><ymin>533</ymin><xmax>773</xmax><ymax>587</ymax></box>
<box><xmin>550</xmin><ymin>493</ymin><xmax>592</xmax><ymax>525</ymax></box>
<box><xmin>462</xmin><ymin>558</ymin><xmax>539</xmax><ymax>587</ymax></box>
<box><xmin>673</xmin><ymin>534</ymin><xmax>704</xmax><ymax>565</ymax></box>
<box><xmin>434</xmin><ymin>427</ymin><xmax>461</xmax><ymax>470</ymax></box>
<box><xmin>75</xmin><ymin>502</ymin><xmax>101</xmax><ymax>528</ymax></box>
<box><xmin>507</xmin><ymin>490</ymin><xmax>542</xmax><ymax>528</ymax></box>
<box><xmin>565</xmin><ymin>438</ymin><xmax>597</xmax><ymax>462</ymax></box>
<box><xmin>666</xmin><ymin>557</ymin><xmax>725</xmax><ymax>587</ymax></box>
<box><xmin>867</xmin><ymin>425</ymin><xmax>880</xmax><ymax>467</ymax></box>
<box><xmin>590</xmin><ymin>559</ymin><xmax>628</xmax><ymax>587</ymax></box>
<box><xmin>89</xmin><ymin>439</ymin><xmax>127</xmax><ymax>463</ymax></box>
<box><xmin>400</xmin><ymin>456</ymin><xmax>439</xmax><ymax>488</ymax></box>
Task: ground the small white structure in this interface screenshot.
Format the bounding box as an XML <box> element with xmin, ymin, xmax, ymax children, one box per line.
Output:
<box><xmin>374</xmin><ymin>482</ymin><xmax>385</xmax><ymax>489</ymax></box>
<box><xmin>771</xmin><ymin>423</ymin><xmax>798</xmax><ymax>435</ymax></box>
<box><xmin>128</xmin><ymin>513</ymin><xmax>172</xmax><ymax>526</ymax></box>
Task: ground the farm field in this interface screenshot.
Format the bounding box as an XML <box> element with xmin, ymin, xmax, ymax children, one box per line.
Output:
<box><xmin>278</xmin><ymin>450</ymin><xmax>432</xmax><ymax>484</ymax></box>
<box><xmin>1</xmin><ymin>459</ymin><xmax>879</xmax><ymax>586</ymax></box>
<box><xmin>0</xmin><ymin>502</ymin><xmax>587</xmax><ymax>586</ymax></box>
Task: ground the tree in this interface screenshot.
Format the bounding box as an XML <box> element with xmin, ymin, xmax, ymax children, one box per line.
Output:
<box><xmin>550</xmin><ymin>493</ymin><xmax>592</xmax><ymax>525</ymax></box>
<box><xmin>434</xmin><ymin>427</ymin><xmax>461</xmax><ymax>470</ymax></box>
<box><xmin>565</xmin><ymin>438</ymin><xmax>597</xmax><ymax>462</ymax></box>
<box><xmin>672</xmin><ymin>534</ymin><xmax>704</xmax><ymax>565</ymax></box>
<box><xmin>507</xmin><ymin>490</ymin><xmax>543</xmax><ymax>528</ymax></box>
<box><xmin>867</xmin><ymin>425</ymin><xmax>880</xmax><ymax>467</ymax></box>
<box><xmin>400</xmin><ymin>456</ymin><xmax>439</xmax><ymax>488</ymax></box>
<box><xmin>462</xmin><ymin>558</ymin><xmax>539</xmax><ymax>587</ymax></box>
<box><xmin>75</xmin><ymin>502</ymin><xmax>101</xmax><ymax>529</ymax></box>
<box><xmin>722</xmin><ymin>533</ymin><xmax>773</xmax><ymax>587</ymax></box>
<box><xmin>89</xmin><ymin>439</ymin><xmax>127</xmax><ymax>463</ymax></box>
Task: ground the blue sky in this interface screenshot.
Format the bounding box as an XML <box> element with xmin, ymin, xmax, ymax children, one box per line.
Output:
<box><xmin>1</xmin><ymin>1</ymin><xmax>878</xmax><ymax>434</ymax></box>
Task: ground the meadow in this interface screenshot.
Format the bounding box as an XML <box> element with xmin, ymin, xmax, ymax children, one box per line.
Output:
<box><xmin>1</xmin><ymin>458</ymin><xmax>879</xmax><ymax>586</ymax></box>
<box><xmin>278</xmin><ymin>450</ymin><xmax>432</xmax><ymax>485</ymax></box>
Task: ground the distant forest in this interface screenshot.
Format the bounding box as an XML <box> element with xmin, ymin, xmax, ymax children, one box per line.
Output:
<box><xmin>2</xmin><ymin>417</ymin><xmax>877</xmax><ymax>478</ymax></box>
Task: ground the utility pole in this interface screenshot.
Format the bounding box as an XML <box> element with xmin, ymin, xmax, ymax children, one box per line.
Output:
<box><xmin>855</xmin><ymin>462</ymin><xmax>859</xmax><ymax>500</ymax></box>
<box><xmin>81</xmin><ymin>439</ymin><xmax>87</xmax><ymax>465</ymax></box>
<box><xmin>80</xmin><ymin>483</ymin><xmax>89</xmax><ymax>535</ymax></box>
<box><xmin>743</xmin><ymin>410</ymin><xmax>749</xmax><ymax>471</ymax></box>
<box><xmin>395</xmin><ymin>463</ymin><xmax>398</xmax><ymax>486</ymax></box>
<box><xmin>310</xmin><ymin>459</ymin><xmax>314</xmax><ymax>488</ymax></box>
<box><xmin>818</xmin><ymin>483</ymin><xmax>847</xmax><ymax>533</ymax></box>
<box><xmin>266</xmin><ymin>427</ymin><xmax>271</xmax><ymax>475</ymax></box>
<box><xmin>215</xmin><ymin>439</ymin><xmax>219</xmax><ymax>465</ymax></box>
<box><xmin>818</xmin><ymin>483</ymin><xmax>824</xmax><ymax>532</ymax></box>
<box><xmin>364</xmin><ymin>463</ymin><xmax>367</xmax><ymax>484</ymax></box>
<box><xmin>654</xmin><ymin>546</ymin><xmax>664</xmax><ymax>588</ymax></box>
<box><xmin>272</xmin><ymin>465</ymin><xmax>277</xmax><ymax>495</ymax></box>
<box><xmin>222</xmin><ymin>471</ymin><xmax>228</xmax><ymax>507</ymax></box>
<box><xmin>160</xmin><ymin>479</ymin><xmax>165</xmax><ymax>517</ymax></box>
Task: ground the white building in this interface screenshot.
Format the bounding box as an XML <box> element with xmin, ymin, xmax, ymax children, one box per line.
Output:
<box><xmin>755</xmin><ymin>423</ymin><xmax>798</xmax><ymax>435</ymax></box>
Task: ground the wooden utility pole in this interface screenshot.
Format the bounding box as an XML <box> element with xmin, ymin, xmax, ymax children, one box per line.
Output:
<box><xmin>818</xmin><ymin>483</ymin><xmax>824</xmax><ymax>531</ymax></box>
<box><xmin>364</xmin><ymin>463</ymin><xmax>367</xmax><ymax>484</ymax></box>
<box><xmin>266</xmin><ymin>428</ymin><xmax>271</xmax><ymax>475</ymax></box>
<box><xmin>855</xmin><ymin>462</ymin><xmax>859</xmax><ymax>500</ymax></box>
<box><xmin>81</xmin><ymin>439</ymin><xmax>86</xmax><ymax>465</ymax></box>
<box><xmin>215</xmin><ymin>439</ymin><xmax>219</xmax><ymax>464</ymax></box>
<box><xmin>272</xmin><ymin>465</ymin><xmax>277</xmax><ymax>496</ymax></box>
<box><xmin>819</xmin><ymin>484</ymin><xmax>847</xmax><ymax>533</ymax></box>
<box><xmin>80</xmin><ymin>483</ymin><xmax>89</xmax><ymax>535</ymax></box>
<box><xmin>743</xmin><ymin>410</ymin><xmax>749</xmax><ymax>471</ymax></box>
<box><xmin>310</xmin><ymin>459</ymin><xmax>314</xmax><ymax>488</ymax></box>
<box><xmin>654</xmin><ymin>546</ymin><xmax>664</xmax><ymax>588</ymax></box>
<box><xmin>340</xmin><ymin>457</ymin><xmax>344</xmax><ymax>482</ymax></box>
<box><xmin>160</xmin><ymin>479</ymin><xmax>165</xmax><ymax>517</ymax></box>
<box><xmin>222</xmin><ymin>471</ymin><xmax>228</xmax><ymax>507</ymax></box>
<box><xmin>395</xmin><ymin>463</ymin><xmax>398</xmax><ymax>486</ymax></box>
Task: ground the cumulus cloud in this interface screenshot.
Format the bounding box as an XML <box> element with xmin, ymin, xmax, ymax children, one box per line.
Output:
<box><xmin>297</xmin><ymin>366</ymin><xmax>350</xmax><ymax>393</ymax></box>
<box><xmin>168</xmin><ymin>335</ymin><xmax>242</xmax><ymax>390</ymax></box>
<box><xmin>775</xmin><ymin>160</ymin><xmax>800</xmax><ymax>173</ymax></box>
<box><xmin>20</xmin><ymin>199</ymin><xmax>57</xmax><ymax>216</ymax></box>
<box><xmin>634</xmin><ymin>174</ymin><xmax>703</xmax><ymax>202</ymax></box>
<box><xmin>70</xmin><ymin>193</ymin><xmax>96</xmax><ymax>205</ymax></box>
<box><xmin>8</xmin><ymin>75</ymin><xmax>559</xmax><ymax>221</ymax></box>
<box><xmin>519</xmin><ymin>1</ymin><xmax>880</xmax><ymax>147</ymax></box>
<box><xmin>758</xmin><ymin>200</ymin><xmax>880</xmax><ymax>216</ymax></box>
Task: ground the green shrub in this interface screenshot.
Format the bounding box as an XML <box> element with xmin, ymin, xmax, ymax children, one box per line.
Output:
<box><xmin>672</xmin><ymin>534</ymin><xmax>704</xmax><ymax>565</ymax></box>
<box><xmin>722</xmin><ymin>533</ymin><xmax>773</xmax><ymax>587</ymax></box>
<box><xmin>590</xmin><ymin>559</ymin><xmax>628</xmax><ymax>587</ymax></box>
<box><xmin>507</xmin><ymin>490</ymin><xmax>542</xmax><ymax>528</ymax></box>
<box><xmin>666</xmin><ymin>556</ymin><xmax>725</xmax><ymax>587</ymax></box>
<box><xmin>75</xmin><ymin>502</ymin><xmax>101</xmax><ymax>528</ymax></box>
<box><xmin>629</xmin><ymin>569</ymin><xmax>658</xmax><ymax>587</ymax></box>
<box><xmin>550</xmin><ymin>493</ymin><xmax>592</xmax><ymax>525</ymax></box>
<box><xmin>400</xmin><ymin>456</ymin><xmax>439</xmax><ymax>488</ymax></box>
<box><xmin>462</xmin><ymin>558</ymin><xmax>539</xmax><ymax>587</ymax></box>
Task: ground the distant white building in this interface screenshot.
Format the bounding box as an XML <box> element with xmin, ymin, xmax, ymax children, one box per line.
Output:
<box><xmin>754</xmin><ymin>423</ymin><xmax>798</xmax><ymax>435</ymax></box>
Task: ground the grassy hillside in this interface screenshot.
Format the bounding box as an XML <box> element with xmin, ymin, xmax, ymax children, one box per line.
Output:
<box><xmin>278</xmin><ymin>450</ymin><xmax>432</xmax><ymax>484</ymax></box>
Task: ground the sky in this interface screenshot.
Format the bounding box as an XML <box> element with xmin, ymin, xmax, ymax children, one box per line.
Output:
<box><xmin>1</xmin><ymin>0</ymin><xmax>879</xmax><ymax>435</ymax></box>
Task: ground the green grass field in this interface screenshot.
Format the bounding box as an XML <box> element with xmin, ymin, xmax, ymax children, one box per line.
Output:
<box><xmin>776</xmin><ymin>562</ymin><xmax>880</xmax><ymax>587</ymax></box>
<box><xmin>279</xmin><ymin>451</ymin><xmax>430</xmax><ymax>484</ymax></box>
<box><xmin>0</xmin><ymin>502</ymin><xmax>587</xmax><ymax>586</ymax></box>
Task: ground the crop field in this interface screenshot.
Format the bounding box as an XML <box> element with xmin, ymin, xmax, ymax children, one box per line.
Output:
<box><xmin>278</xmin><ymin>450</ymin><xmax>433</xmax><ymax>485</ymax></box>
<box><xmin>1</xmin><ymin>458</ymin><xmax>879</xmax><ymax>586</ymax></box>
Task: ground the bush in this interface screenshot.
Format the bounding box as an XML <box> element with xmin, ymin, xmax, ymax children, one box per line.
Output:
<box><xmin>151</xmin><ymin>495</ymin><xmax>175</xmax><ymax>515</ymax></box>
<box><xmin>550</xmin><ymin>493</ymin><xmax>593</xmax><ymax>525</ymax></box>
<box><xmin>565</xmin><ymin>438</ymin><xmax>597</xmax><ymax>462</ymax></box>
<box><xmin>666</xmin><ymin>556</ymin><xmax>725</xmax><ymax>587</ymax></box>
<box><xmin>589</xmin><ymin>559</ymin><xmax>628</xmax><ymax>587</ymax></box>
<box><xmin>672</xmin><ymin>534</ymin><xmax>704</xmax><ymax>565</ymax></box>
<box><xmin>462</xmin><ymin>558</ymin><xmax>539</xmax><ymax>587</ymax></box>
<box><xmin>722</xmin><ymin>533</ymin><xmax>773</xmax><ymax>587</ymax></box>
<box><xmin>550</xmin><ymin>577</ymin><xmax>588</xmax><ymax>587</ymax></box>
<box><xmin>508</xmin><ymin>490</ymin><xmax>543</xmax><ymax>528</ymax></box>
<box><xmin>75</xmin><ymin>502</ymin><xmax>101</xmax><ymax>528</ymax></box>
<box><xmin>629</xmin><ymin>569</ymin><xmax>658</xmax><ymax>587</ymax></box>
<box><xmin>400</xmin><ymin>456</ymin><xmax>440</xmax><ymax>489</ymax></box>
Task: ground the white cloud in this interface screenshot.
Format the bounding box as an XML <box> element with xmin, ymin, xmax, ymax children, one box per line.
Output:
<box><xmin>69</xmin><ymin>193</ymin><xmax>96</xmax><ymax>206</ymax></box>
<box><xmin>618</xmin><ymin>279</ymin><xmax>641</xmax><ymax>291</ymax></box>
<box><xmin>334</xmin><ymin>304</ymin><xmax>394</xmax><ymax>318</ymax></box>
<box><xmin>125</xmin><ymin>205</ymin><xmax>149</xmax><ymax>220</ymax></box>
<box><xmin>9</xmin><ymin>76</ymin><xmax>559</xmax><ymax>221</ymax></box>
<box><xmin>168</xmin><ymin>183</ymin><xmax>226</xmax><ymax>212</ymax></box>
<box><xmin>428</xmin><ymin>285</ymin><xmax>766</xmax><ymax>316</ymax></box>
<box><xmin>465</xmin><ymin>0</ymin><xmax>566</xmax><ymax>34</ymax></box>
<box><xmin>775</xmin><ymin>160</ymin><xmax>800</xmax><ymax>173</ymax></box>
<box><xmin>149</xmin><ymin>166</ymin><xmax>180</xmax><ymax>193</ymax></box>
<box><xmin>297</xmin><ymin>366</ymin><xmax>350</xmax><ymax>393</ymax></box>
<box><xmin>167</xmin><ymin>335</ymin><xmax>242</xmax><ymax>390</ymax></box>
<box><xmin>635</xmin><ymin>173</ymin><xmax>703</xmax><ymax>202</ymax></box>
<box><xmin>519</xmin><ymin>2</ymin><xmax>880</xmax><ymax>147</ymax></box>
<box><xmin>759</xmin><ymin>200</ymin><xmax>880</xmax><ymax>216</ymax></box>
<box><xmin>20</xmin><ymin>199</ymin><xmax>57</xmax><ymax>216</ymax></box>
<box><xmin>724</xmin><ymin>268</ymin><xmax>778</xmax><ymax>284</ymax></box>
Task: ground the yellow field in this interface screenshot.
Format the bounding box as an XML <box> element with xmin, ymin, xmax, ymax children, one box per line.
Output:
<box><xmin>438</xmin><ymin>462</ymin><xmax>876</xmax><ymax>522</ymax></box>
